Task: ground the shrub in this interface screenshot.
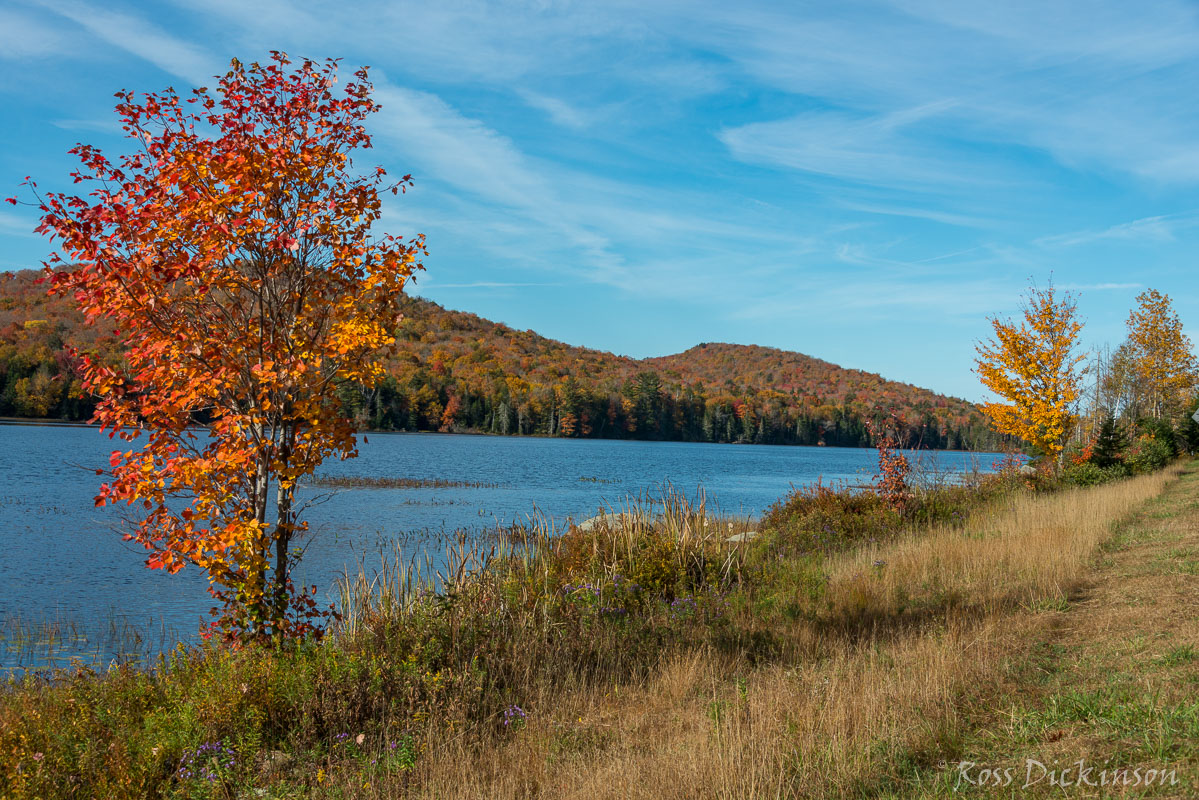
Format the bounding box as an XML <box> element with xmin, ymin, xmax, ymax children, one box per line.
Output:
<box><xmin>1126</xmin><ymin>434</ymin><xmax>1174</xmax><ymax>474</ymax></box>
<box><xmin>761</xmin><ymin>482</ymin><xmax>901</xmax><ymax>553</ymax></box>
<box><xmin>762</xmin><ymin>468</ymin><xmax>1023</xmax><ymax>551</ymax></box>
<box><xmin>1103</xmin><ymin>463</ymin><xmax>1132</xmax><ymax>480</ymax></box>
<box><xmin>906</xmin><ymin>482</ymin><xmax>990</xmax><ymax>527</ymax></box>
<box><xmin>1135</xmin><ymin>417</ymin><xmax>1178</xmax><ymax>454</ymax></box>
<box><xmin>1062</xmin><ymin>462</ymin><xmax>1106</xmax><ymax>487</ymax></box>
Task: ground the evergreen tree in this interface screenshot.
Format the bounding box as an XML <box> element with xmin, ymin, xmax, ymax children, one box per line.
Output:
<box><xmin>1177</xmin><ymin>405</ymin><xmax>1199</xmax><ymax>455</ymax></box>
<box><xmin>1090</xmin><ymin>415</ymin><xmax>1127</xmax><ymax>467</ymax></box>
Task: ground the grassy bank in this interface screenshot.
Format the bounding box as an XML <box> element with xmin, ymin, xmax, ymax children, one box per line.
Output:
<box><xmin>404</xmin><ymin>466</ymin><xmax>1186</xmax><ymax>799</ymax></box>
<box><xmin>0</xmin><ymin>465</ymin><xmax>1187</xmax><ymax>798</ymax></box>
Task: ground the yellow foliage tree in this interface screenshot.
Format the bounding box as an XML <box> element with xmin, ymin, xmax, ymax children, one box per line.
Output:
<box><xmin>1125</xmin><ymin>288</ymin><xmax>1197</xmax><ymax>419</ymax></box>
<box><xmin>974</xmin><ymin>282</ymin><xmax>1086</xmax><ymax>466</ymax></box>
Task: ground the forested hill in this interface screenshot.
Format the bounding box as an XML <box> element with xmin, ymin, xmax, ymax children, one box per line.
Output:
<box><xmin>0</xmin><ymin>269</ymin><xmax>999</xmax><ymax>449</ymax></box>
<box><xmin>647</xmin><ymin>343</ymin><xmax>942</xmax><ymax>410</ymax></box>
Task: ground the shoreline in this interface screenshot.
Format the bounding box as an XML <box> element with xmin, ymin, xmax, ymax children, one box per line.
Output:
<box><xmin>0</xmin><ymin>416</ymin><xmax>1002</xmax><ymax>454</ymax></box>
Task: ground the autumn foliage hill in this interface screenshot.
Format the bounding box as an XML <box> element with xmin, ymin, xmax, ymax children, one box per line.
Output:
<box><xmin>0</xmin><ymin>269</ymin><xmax>998</xmax><ymax>449</ymax></box>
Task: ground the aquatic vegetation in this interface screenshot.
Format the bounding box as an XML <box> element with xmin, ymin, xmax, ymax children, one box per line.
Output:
<box><xmin>305</xmin><ymin>475</ymin><xmax>501</xmax><ymax>490</ymax></box>
<box><xmin>0</xmin><ymin>611</ymin><xmax>176</xmax><ymax>676</ymax></box>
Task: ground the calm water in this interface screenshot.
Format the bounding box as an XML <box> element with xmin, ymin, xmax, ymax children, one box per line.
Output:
<box><xmin>0</xmin><ymin>424</ymin><xmax>999</xmax><ymax>668</ymax></box>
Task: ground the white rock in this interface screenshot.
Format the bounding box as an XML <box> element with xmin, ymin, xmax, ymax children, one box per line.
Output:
<box><xmin>574</xmin><ymin>511</ymin><xmax>652</xmax><ymax>532</ymax></box>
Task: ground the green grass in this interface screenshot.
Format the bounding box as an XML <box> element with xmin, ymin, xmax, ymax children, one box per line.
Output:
<box><xmin>1156</xmin><ymin>644</ymin><xmax>1198</xmax><ymax>668</ymax></box>
<box><xmin>1023</xmin><ymin>594</ymin><xmax>1070</xmax><ymax>613</ymax></box>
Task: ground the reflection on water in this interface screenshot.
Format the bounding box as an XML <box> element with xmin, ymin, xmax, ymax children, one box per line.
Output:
<box><xmin>0</xmin><ymin>424</ymin><xmax>1000</xmax><ymax>668</ymax></box>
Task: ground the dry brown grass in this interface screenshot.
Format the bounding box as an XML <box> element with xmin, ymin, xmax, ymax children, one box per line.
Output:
<box><xmin>332</xmin><ymin>467</ymin><xmax>1181</xmax><ymax>799</ymax></box>
<box><xmin>406</xmin><ymin>623</ymin><xmax>998</xmax><ymax>799</ymax></box>
<box><xmin>821</xmin><ymin>466</ymin><xmax>1178</xmax><ymax>622</ymax></box>
<box><xmin>394</xmin><ymin>613</ymin><xmax>1049</xmax><ymax>799</ymax></box>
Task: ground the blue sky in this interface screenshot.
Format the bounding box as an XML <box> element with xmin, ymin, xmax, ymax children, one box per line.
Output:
<box><xmin>2</xmin><ymin>0</ymin><xmax>1196</xmax><ymax>402</ymax></box>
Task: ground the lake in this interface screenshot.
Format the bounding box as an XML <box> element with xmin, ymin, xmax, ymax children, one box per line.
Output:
<box><xmin>0</xmin><ymin>423</ymin><xmax>1000</xmax><ymax>669</ymax></box>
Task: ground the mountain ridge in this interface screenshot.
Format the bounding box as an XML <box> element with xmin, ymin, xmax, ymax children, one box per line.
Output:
<box><xmin>0</xmin><ymin>270</ymin><xmax>999</xmax><ymax>449</ymax></box>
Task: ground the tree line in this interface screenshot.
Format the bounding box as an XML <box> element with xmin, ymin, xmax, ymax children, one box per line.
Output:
<box><xmin>2</xmin><ymin>274</ymin><xmax>1001</xmax><ymax>451</ymax></box>
<box><xmin>341</xmin><ymin>368</ymin><xmax>996</xmax><ymax>449</ymax></box>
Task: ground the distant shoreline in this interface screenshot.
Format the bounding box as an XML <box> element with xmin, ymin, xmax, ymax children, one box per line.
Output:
<box><xmin>0</xmin><ymin>417</ymin><xmax>997</xmax><ymax>453</ymax></box>
<box><xmin>0</xmin><ymin>417</ymin><xmax>98</xmax><ymax>428</ymax></box>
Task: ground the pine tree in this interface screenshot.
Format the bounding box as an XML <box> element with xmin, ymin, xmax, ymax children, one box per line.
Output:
<box><xmin>1090</xmin><ymin>415</ymin><xmax>1127</xmax><ymax>468</ymax></box>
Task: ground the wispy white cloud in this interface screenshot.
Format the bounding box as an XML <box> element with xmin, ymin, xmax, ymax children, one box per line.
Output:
<box><xmin>718</xmin><ymin>101</ymin><xmax>1024</xmax><ymax>193</ymax></box>
<box><xmin>163</xmin><ymin>0</ymin><xmax>320</xmax><ymax>41</ymax></box>
<box><xmin>0</xmin><ymin>8</ymin><xmax>79</xmax><ymax>58</ymax></box>
<box><xmin>32</xmin><ymin>0</ymin><xmax>217</xmax><ymax>84</ymax></box>
<box><xmin>52</xmin><ymin>117</ymin><xmax>121</xmax><ymax>135</ymax></box>
<box><xmin>517</xmin><ymin>91</ymin><xmax>592</xmax><ymax>130</ymax></box>
<box><xmin>369</xmin><ymin>83</ymin><xmax>654</xmax><ymax>288</ymax></box>
<box><xmin>838</xmin><ymin>201</ymin><xmax>994</xmax><ymax>229</ymax></box>
<box><xmin>422</xmin><ymin>281</ymin><xmax>562</xmax><ymax>289</ymax></box>
<box><xmin>1058</xmin><ymin>282</ymin><xmax>1142</xmax><ymax>291</ymax></box>
<box><xmin>370</xmin><ymin>79</ymin><xmax>831</xmax><ymax>292</ymax></box>
<box><xmin>727</xmin><ymin>274</ymin><xmax>1010</xmax><ymax>321</ymax></box>
<box><xmin>1036</xmin><ymin>212</ymin><xmax>1199</xmax><ymax>248</ymax></box>
<box><xmin>372</xmin><ymin>84</ymin><xmax>551</xmax><ymax>213</ymax></box>
<box><xmin>682</xmin><ymin>0</ymin><xmax>1199</xmax><ymax>185</ymax></box>
<box><xmin>0</xmin><ymin>211</ymin><xmax>40</xmax><ymax>238</ymax></box>
<box><xmin>908</xmin><ymin>246</ymin><xmax>988</xmax><ymax>265</ymax></box>
<box><xmin>900</xmin><ymin>0</ymin><xmax>1199</xmax><ymax>69</ymax></box>
<box><xmin>826</xmin><ymin>240</ymin><xmax>994</xmax><ymax>272</ymax></box>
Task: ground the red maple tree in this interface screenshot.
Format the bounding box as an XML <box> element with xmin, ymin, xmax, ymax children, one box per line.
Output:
<box><xmin>11</xmin><ymin>53</ymin><xmax>425</xmax><ymax>641</ymax></box>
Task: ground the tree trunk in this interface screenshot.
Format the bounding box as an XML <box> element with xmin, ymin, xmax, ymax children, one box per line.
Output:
<box><xmin>248</xmin><ymin>430</ymin><xmax>271</xmax><ymax>637</ymax></box>
<box><xmin>271</xmin><ymin>481</ymin><xmax>294</xmax><ymax>643</ymax></box>
<box><xmin>269</xmin><ymin>431</ymin><xmax>295</xmax><ymax>643</ymax></box>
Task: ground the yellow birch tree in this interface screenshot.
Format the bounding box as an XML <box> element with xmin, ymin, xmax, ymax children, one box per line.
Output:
<box><xmin>1125</xmin><ymin>288</ymin><xmax>1197</xmax><ymax>419</ymax></box>
<box><xmin>974</xmin><ymin>281</ymin><xmax>1086</xmax><ymax>466</ymax></box>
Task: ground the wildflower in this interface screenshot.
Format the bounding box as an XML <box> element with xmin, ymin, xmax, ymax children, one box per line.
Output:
<box><xmin>503</xmin><ymin>705</ymin><xmax>527</xmax><ymax>727</ymax></box>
